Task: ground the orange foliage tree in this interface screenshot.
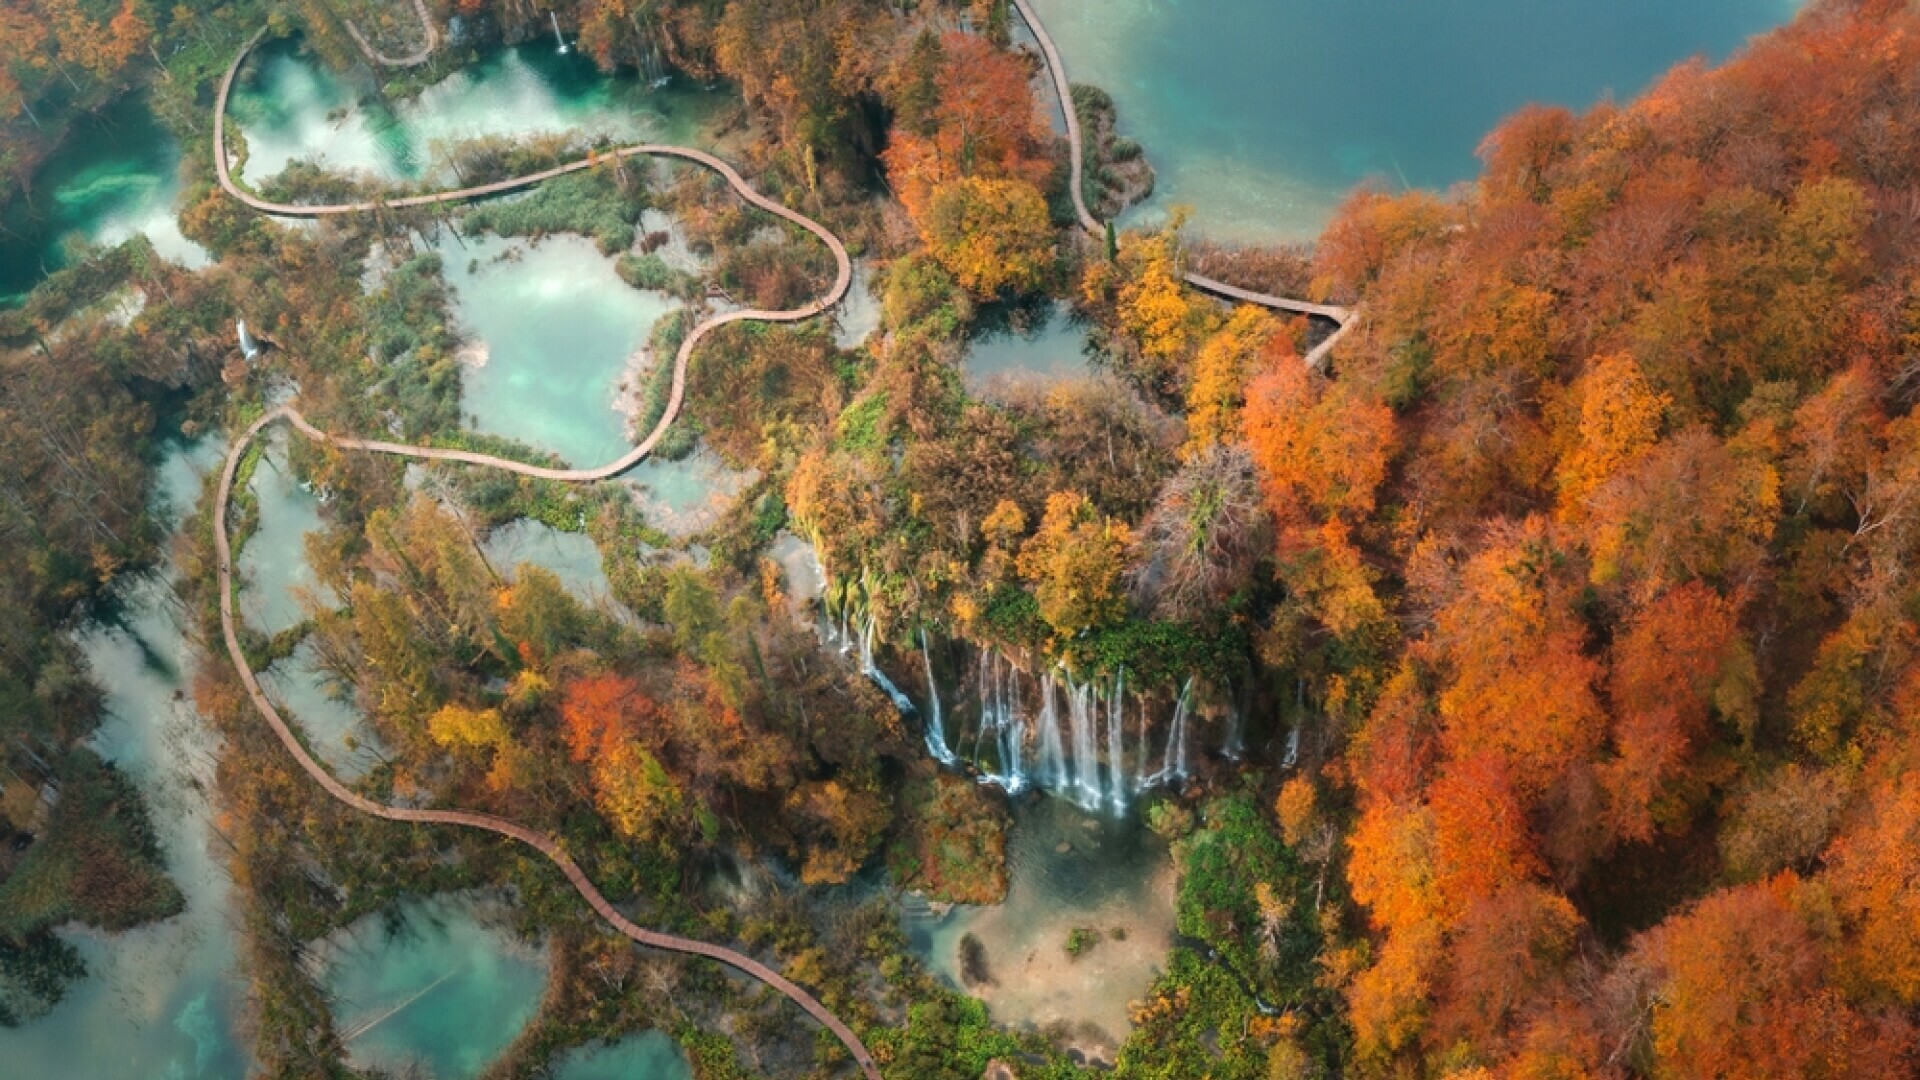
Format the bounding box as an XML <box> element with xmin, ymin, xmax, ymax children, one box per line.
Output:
<box><xmin>880</xmin><ymin>30</ymin><xmax>1050</xmax><ymax>223</ymax></box>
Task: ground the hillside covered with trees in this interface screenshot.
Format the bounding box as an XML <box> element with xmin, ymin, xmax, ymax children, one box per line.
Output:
<box><xmin>4</xmin><ymin>0</ymin><xmax>1920</xmax><ymax>1078</ymax></box>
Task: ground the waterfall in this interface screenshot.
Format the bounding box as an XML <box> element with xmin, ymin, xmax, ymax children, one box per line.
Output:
<box><xmin>237</xmin><ymin>319</ymin><xmax>259</xmax><ymax>360</ymax></box>
<box><xmin>999</xmin><ymin>665</ymin><xmax>1024</xmax><ymax>790</ymax></box>
<box><xmin>1283</xmin><ymin>724</ymin><xmax>1301</xmax><ymax>769</ymax></box>
<box><xmin>856</xmin><ymin>614</ymin><xmax>914</xmax><ymax>714</ymax></box>
<box><xmin>1136</xmin><ymin>689</ymin><xmax>1153</xmax><ymax>793</ymax></box>
<box><xmin>1037</xmin><ymin>675</ymin><xmax>1065</xmax><ymax>790</ymax></box>
<box><xmin>970</xmin><ymin>650</ymin><xmax>1028</xmax><ymax>793</ymax></box>
<box><xmin>848</xmin><ymin>621</ymin><xmax>1211</xmax><ymax>813</ymax></box>
<box><xmin>549</xmin><ymin>10</ymin><xmax>569</xmax><ymax>54</ymax></box>
<box><xmin>1152</xmin><ymin>677</ymin><xmax>1195</xmax><ymax>786</ymax></box>
<box><xmin>644</xmin><ymin>39</ymin><xmax>669</xmax><ymax>87</ymax></box>
<box><xmin>1106</xmin><ymin>668</ymin><xmax>1127</xmax><ymax>813</ymax></box>
<box><xmin>1068</xmin><ymin>677</ymin><xmax>1102</xmax><ymax>808</ymax></box>
<box><xmin>919</xmin><ymin>628</ymin><xmax>956</xmax><ymax>765</ymax></box>
<box><xmin>1172</xmin><ymin>677</ymin><xmax>1194</xmax><ymax>781</ymax></box>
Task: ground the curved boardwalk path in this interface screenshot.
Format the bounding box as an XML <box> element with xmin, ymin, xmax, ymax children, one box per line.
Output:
<box><xmin>1009</xmin><ymin>0</ymin><xmax>1361</xmax><ymax>369</ymax></box>
<box><xmin>215</xmin><ymin>30</ymin><xmax>878</xmax><ymax>1080</ymax></box>
<box><xmin>344</xmin><ymin>0</ymin><xmax>439</xmax><ymax>69</ymax></box>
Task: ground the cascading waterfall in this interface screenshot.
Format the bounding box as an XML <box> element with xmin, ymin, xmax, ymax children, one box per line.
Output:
<box><xmin>237</xmin><ymin>319</ymin><xmax>259</xmax><ymax>360</ymax></box>
<box><xmin>967</xmin><ymin>650</ymin><xmax>1028</xmax><ymax>792</ymax></box>
<box><xmin>919</xmin><ymin>628</ymin><xmax>957</xmax><ymax>765</ymax></box>
<box><xmin>550</xmin><ymin>10</ymin><xmax>570</xmax><ymax>54</ymax></box>
<box><xmin>856</xmin><ymin>614</ymin><xmax>914</xmax><ymax>714</ymax></box>
<box><xmin>943</xmin><ymin>651</ymin><xmax>1202</xmax><ymax>813</ymax></box>
<box><xmin>1128</xmin><ymin>687</ymin><xmax>1144</xmax><ymax>791</ymax></box>
<box><xmin>1106</xmin><ymin>668</ymin><xmax>1127</xmax><ymax>813</ymax></box>
<box><xmin>814</xmin><ymin>590</ymin><xmax>1208</xmax><ymax>814</ymax></box>
<box><xmin>1151</xmin><ymin>677</ymin><xmax>1195</xmax><ymax>786</ymax></box>
<box><xmin>1067</xmin><ymin>677</ymin><xmax>1099</xmax><ymax>805</ymax></box>
<box><xmin>1037</xmin><ymin>674</ymin><xmax>1065</xmax><ymax>790</ymax></box>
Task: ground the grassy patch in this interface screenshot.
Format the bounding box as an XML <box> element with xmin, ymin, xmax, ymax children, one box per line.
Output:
<box><xmin>464</xmin><ymin>168</ymin><xmax>647</xmax><ymax>255</ymax></box>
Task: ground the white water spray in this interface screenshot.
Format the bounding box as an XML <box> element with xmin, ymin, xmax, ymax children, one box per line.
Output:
<box><xmin>1106</xmin><ymin>668</ymin><xmax>1127</xmax><ymax>813</ymax></box>
<box><xmin>919</xmin><ymin>627</ymin><xmax>956</xmax><ymax>765</ymax></box>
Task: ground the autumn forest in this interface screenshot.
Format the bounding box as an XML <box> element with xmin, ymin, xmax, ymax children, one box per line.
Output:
<box><xmin>4</xmin><ymin>0</ymin><xmax>1920</xmax><ymax>1079</ymax></box>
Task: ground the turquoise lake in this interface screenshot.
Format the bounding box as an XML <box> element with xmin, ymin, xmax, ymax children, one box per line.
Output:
<box><xmin>0</xmin><ymin>95</ymin><xmax>205</xmax><ymax>305</ymax></box>
<box><xmin>1026</xmin><ymin>0</ymin><xmax>1800</xmax><ymax>241</ymax></box>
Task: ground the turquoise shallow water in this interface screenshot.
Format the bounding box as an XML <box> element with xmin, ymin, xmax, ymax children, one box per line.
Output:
<box><xmin>0</xmin><ymin>436</ymin><xmax>251</xmax><ymax>1080</ymax></box>
<box><xmin>0</xmin><ymin>95</ymin><xmax>207</xmax><ymax>304</ymax></box>
<box><xmin>909</xmin><ymin>798</ymin><xmax>1176</xmax><ymax>1061</ymax></box>
<box><xmin>228</xmin><ymin>37</ymin><xmax>729</xmax><ymax>186</ymax></box>
<box><xmin>550</xmin><ymin>1031</ymin><xmax>693</xmax><ymax>1080</ymax></box>
<box><xmin>236</xmin><ymin>429</ymin><xmax>330</xmax><ymax>637</ymax></box>
<box><xmin>316</xmin><ymin>895</ymin><xmax>548</xmax><ymax>1080</ymax></box>
<box><xmin>1028</xmin><ymin>0</ymin><xmax>1801</xmax><ymax>241</ymax></box>
<box><xmin>440</xmin><ymin>231</ymin><xmax>676</xmax><ymax>468</ymax></box>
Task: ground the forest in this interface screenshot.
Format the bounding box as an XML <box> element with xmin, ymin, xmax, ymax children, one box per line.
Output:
<box><xmin>4</xmin><ymin>0</ymin><xmax>1920</xmax><ymax>1078</ymax></box>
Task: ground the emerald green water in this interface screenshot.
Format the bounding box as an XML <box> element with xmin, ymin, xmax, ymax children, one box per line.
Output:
<box><xmin>1028</xmin><ymin>0</ymin><xmax>1800</xmax><ymax>241</ymax></box>
<box><xmin>440</xmin><ymin>232</ymin><xmax>675</xmax><ymax>468</ymax></box>
<box><xmin>550</xmin><ymin>1031</ymin><xmax>692</xmax><ymax>1080</ymax></box>
<box><xmin>314</xmin><ymin>895</ymin><xmax>548</xmax><ymax>1080</ymax></box>
<box><xmin>0</xmin><ymin>95</ymin><xmax>206</xmax><ymax>305</ymax></box>
<box><xmin>227</xmin><ymin>37</ymin><xmax>728</xmax><ymax>186</ymax></box>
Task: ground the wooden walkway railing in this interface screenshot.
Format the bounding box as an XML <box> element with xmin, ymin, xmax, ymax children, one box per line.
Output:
<box><xmin>344</xmin><ymin>0</ymin><xmax>438</xmax><ymax>69</ymax></box>
<box><xmin>1008</xmin><ymin>0</ymin><xmax>1362</xmax><ymax>368</ymax></box>
<box><xmin>214</xmin><ymin>27</ymin><xmax>877</xmax><ymax>1079</ymax></box>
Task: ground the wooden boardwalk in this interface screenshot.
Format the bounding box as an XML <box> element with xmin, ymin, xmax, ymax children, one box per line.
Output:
<box><xmin>1008</xmin><ymin>0</ymin><xmax>1361</xmax><ymax>368</ymax></box>
<box><xmin>343</xmin><ymin>0</ymin><xmax>438</xmax><ymax>69</ymax></box>
<box><xmin>214</xmin><ymin>28</ymin><xmax>877</xmax><ymax>1079</ymax></box>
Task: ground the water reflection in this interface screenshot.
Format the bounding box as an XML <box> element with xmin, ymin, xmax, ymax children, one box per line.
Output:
<box><xmin>550</xmin><ymin>1031</ymin><xmax>692</xmax><ymax>1080</ymax></box>
<box><xmin>0</xmin><ymin>95</ymin><xmax>206</xmax><ymax>305</ymax></box>
<box><xmin>440</xmin><ymin>232</ymin><xmax>677</xmax><ymax>468</ymax></box>
<box><xmin>312</xmin><ymin>894</ymin><xmax>548</xmax><ymax>1080</ymax></box>
<box><xmin>481</xmin><ymin>517</ymin><xmax>611</xmax><ymax>599</ymax></box>
<box><xmin>235</xmin><ymin>429</ymin><xmax>330</xmax><ymax>638</ymax></box>
<box><xmin>0</xmin><ymin>436</ymin><xmax>250</xmax><ymax>1080</ymax></box>
<box><xmin>908</xmin><ymin>798</ymin><xmax>1175</xmax><ymax>1064</ymax></box>
<box><xmin>961</xmin><ymin>301</ymin><xmax>1093</xmax><ymax>394</ymax></box>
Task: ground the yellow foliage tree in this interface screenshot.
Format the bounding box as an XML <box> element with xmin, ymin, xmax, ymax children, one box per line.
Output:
<box><xmin>1556</xmin><ymin>352</ymin><xmax>1669</xmax><ymax>519</ymax></box>
<box><xmin>592</xmin><ymin>740</ymin><xmax>682</xmax><ymax>843</ymax></box>
<box><xmin>1185</xmin><ymin>305</ymin><xmax>1283</xmax><ymax>456</ymax></box>
<box><xmin>426</xmin><ymin>704</ymin><xmax>509</xmax><ymax>752</ymax></box>
<box><xmin>1015</xmin><ymin>491</ymin><xmax>1134</xmax><ymax>640</ymax></box>
<box><xmin>921</xmin><ymin>177</ymin><xmax>1055</xmax><ymax>297</ymax></box>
